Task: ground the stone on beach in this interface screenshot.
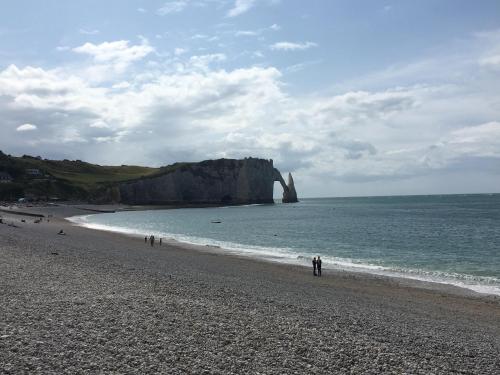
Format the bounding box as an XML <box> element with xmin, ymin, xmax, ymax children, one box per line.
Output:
<box><xmin>0</xmin><ymin>205</ymin><xmax>499</xmax><ymax>374</ymax></box>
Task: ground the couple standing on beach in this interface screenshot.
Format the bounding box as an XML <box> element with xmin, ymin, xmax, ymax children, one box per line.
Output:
<box><xmin>312</xmin><ymin>256</ymin><xmax>322</xmax><ymax>276</ymax></box>
<box><xmin>145</xmin><ymin>235</ymin><xmax>162</xmax><ymax>246</ymax></box>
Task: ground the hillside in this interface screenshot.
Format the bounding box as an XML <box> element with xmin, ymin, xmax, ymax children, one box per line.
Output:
<box><xmin>0</xmin><ymin>151</ymin><xmax>162</xmax><ymax>202</ymax></box>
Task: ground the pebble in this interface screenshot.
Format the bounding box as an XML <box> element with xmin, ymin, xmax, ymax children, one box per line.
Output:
<box><xmin>0</xmin><ymin>214</ymin><xmax>499</xmax><ymax>374</ymax></box>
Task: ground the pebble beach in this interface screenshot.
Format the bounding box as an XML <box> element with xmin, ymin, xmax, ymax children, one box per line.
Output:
<box><xmin>1</xmin><ymin>205</ymin><xmax>499</xmax><ymax>374</ymax></box>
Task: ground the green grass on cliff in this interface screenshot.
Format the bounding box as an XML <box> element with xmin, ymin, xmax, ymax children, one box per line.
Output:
<box><xmin>0</xmin><ymin>151</ymin><xmax>162</xmax><ymax>200</ymax></box>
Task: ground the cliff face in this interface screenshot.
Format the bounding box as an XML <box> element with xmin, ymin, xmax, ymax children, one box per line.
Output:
<box><xmin>119</xmin><ymin>158</ymin><xmax>297</xmax><ymax>206</ymax></box>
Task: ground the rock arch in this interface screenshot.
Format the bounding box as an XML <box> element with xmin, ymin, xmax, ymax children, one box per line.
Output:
<box><xmin>273</xmin><ymin>169</ymin><xmax>298</xmax><ymax>203</ymax></box>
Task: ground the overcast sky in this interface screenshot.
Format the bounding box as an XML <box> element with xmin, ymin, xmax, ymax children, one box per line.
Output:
<box><xmin>1</xmin><ymin>0</ymin><xmax>500</xmax><ymax>197</ymax></box>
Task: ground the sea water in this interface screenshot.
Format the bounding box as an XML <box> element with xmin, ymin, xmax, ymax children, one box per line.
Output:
<box><xmin>69</xmin><ymin>194</ymin><xmax>500</xmax><ymax>295</ymax></box>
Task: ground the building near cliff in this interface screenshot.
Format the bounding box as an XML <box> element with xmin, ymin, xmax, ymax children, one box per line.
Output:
<box><xmin>0</xmin><ymin>171</ymin><xmax>13</xmax><ymax>183</ymax></box>
<box><xmin>25</xmin><ymin>168</ymin><xmax>42</xmax><ymax>177</ymax></box>
<box><xmin>119</xmin><ymin>158</ymin><xmax>298</xmax><ymax>206</ymax></box>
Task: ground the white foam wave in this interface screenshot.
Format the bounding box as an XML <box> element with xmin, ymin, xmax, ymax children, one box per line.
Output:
<box><xmin>67</xmin><ymin>215</ymin><xmax>147</xmax><ymax>238</ymax></box>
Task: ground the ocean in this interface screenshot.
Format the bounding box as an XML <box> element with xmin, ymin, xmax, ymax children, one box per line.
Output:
<box><xmin>69</xmin><ymin>194</ymin><xmax>500</xmax><ymax>296</ymax></box>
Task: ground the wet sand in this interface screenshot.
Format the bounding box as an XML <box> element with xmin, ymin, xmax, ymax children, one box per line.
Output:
<box><xmin>1</xmin><ymin>205</ymin><xmax>499</xmax><ymax>374</ymax></box>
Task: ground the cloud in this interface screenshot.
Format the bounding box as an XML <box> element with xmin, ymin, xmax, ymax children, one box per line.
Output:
<box><xmin>236</xmin><ymin>30</ymin><xmax>259</xmax><ymax>37</ymax></box>
<box><xmin>72</xmin><ymin>40</ymin><xmax>154</xmax><ymax>79</ymax></box>
<box><xmin>157</xmin><ymin>1</ymin><xmax>188</xmax><ymax>15</ymax></box>
<box><xmin>479</xmin><ymin>54</ymin><xmax>500</xmax><ymax>68</ymax></box>
<box><xmin>79</xmin><ymin>28</ymin><xmax>100</xmax><ymax>35</ymax></box>
<box><xmin>270</xmin><ymin>41</ymin><xmax>318</xmax><ymax>51</ymax></box>
<box><xmin>1</xmin><ymin>29</ymin><xmax>500</xmax><ymax>196</ymax></box>
<box><xmin>174</xmin><ymin>47</ymin><xmax>188</xmax><ymax>56</ymax></box>
<box><xmin>137</xmin><ymin>7</ymin><xmax>147</xmax><ymax>13</ymax></box>
<box><xmin>1</xmin><ymin>59</ymin><xmax>498</xmax><ymax>186</ymax></box>
<box><xmin>89</xmin><ymin>120</ymin><xmax>109</xmax><ymax>128</ymax></box>
<box><xmin>447</xmin><ymin>122</ymin><xmax>500</xmax><ymax>158</ymax></box>
<box><xmin>16</xmin><ymin>123</ymin><xmax>37</xmax><ymax>132</ymax></box>
<box><xmin>188</xmin><ymin>53</ymin><xmax>226</xmax><ymax>71</ymax></box>
<box><xmin>112</xmin><ymin>81</ymin><xmax>131</xmax><ymax>89</ymax></box>
<box><xmin>227</xmin><ymin>0</ymin><xmax>256</xmax><ymax>17</ymax></box>
<box><xmin>235</xmin><ymin>24</ymin><xmax>282</xmax><ymax>37</ymax></box>
<box><xmin>73</xmin><ymin>40</ymin><xmax>153</xmax><ymax>63</ymax></box>
<box><xmin>0</xmin><ymin>60</ymin><xmax>285</xmax><ymax>163</ymax></box>
<box><xmin>191</xmin><ymin>33</ymin><xmax>209</xmax><ymax>40</ymax></box>
<box><xmin>331</xmin><ymin>136</ymin><xmax>378</xmax><ymax>160</ymax></box>
<box><xmin>284</xmin><ymin>59</ymin><xmax>322</xmax><ymax>73</ymax></box>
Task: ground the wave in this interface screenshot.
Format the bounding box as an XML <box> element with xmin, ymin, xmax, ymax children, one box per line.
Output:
<box><xmin>68</xmin><ymin>214</ymin><xmax>500</xmax><ymax>296</ymax></box>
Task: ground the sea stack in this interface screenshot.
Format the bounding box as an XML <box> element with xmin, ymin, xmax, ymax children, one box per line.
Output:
<box><xmin>282</xmin><ymin>173</ymin><xmax>298</xmax><ymax>203</ymax></box>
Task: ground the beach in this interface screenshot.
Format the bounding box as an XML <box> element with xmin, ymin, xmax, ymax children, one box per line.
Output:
<box><xmin>1</xmin><ymin>205</ymin><xmax>499</xmax><ymax>374</ymax></box>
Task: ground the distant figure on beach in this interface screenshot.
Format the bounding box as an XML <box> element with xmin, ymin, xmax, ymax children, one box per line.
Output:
<box><xmin>145</xmin><ymin>236</ymin><xmax>147</xmax><ymax>243</ymax></box>
<box><xmin>312</xmin><ymin>257</ymin><xmax>317</xmax><ymax>276</ymax></box>
<box><xmin>159</xmin><ymin>238</ymin><xmax>162</xmax><ymax>246</ymax></box>
<box><xmin>317</xmin><ymin>256</ymin><xmax>322</xmax><ymax>277</ymax></box>
<box><xmin>150</xmin><ymin>235</ymin><xmax>155</xmax><ymax>247</ymax></box>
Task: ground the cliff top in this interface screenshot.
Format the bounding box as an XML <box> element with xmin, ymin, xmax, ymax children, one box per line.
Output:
<box><xmin>0</xmin><ymin>152</ymin><xmax>274</xmax><ymax>201</ymax></box>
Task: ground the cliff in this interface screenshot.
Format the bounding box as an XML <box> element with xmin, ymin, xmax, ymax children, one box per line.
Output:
<box><xmin>0</xmin><ymin>151</ymin><xmax>298</xmax><ymax>205</ymax></box>
<box><xmin>119</xmin><ymin>158</ymin><xmax>298</xmax><ymax>206</ymax></box>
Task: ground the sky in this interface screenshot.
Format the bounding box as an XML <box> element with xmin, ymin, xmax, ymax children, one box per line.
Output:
<box><xmin>1</xmin><ymin>0</ymin><xmax>500</xmax><ymax>197</ymax></box>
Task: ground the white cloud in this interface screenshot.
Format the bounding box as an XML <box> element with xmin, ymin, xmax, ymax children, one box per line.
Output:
<box><xmin>157</xmin><ymin>1</ymin><xmax>188</xmax><ymax>15</ymax></box>
<box><xmin>72</xmin><ymin>40</ymin><xmax>154</xmax><ymax>80</ymax></box>
<box><xmin>270</xmin><ymin>41</ymin><xmax>318</xmax><ymax>51</ymax></box>
<box><xmin>285</xmin><ymin>59</ymin><xmax>322</xmax><ymax>73</ymax></box>
<box><xmin>479</xmin><ymin>54</ymin><xmax>500</xmax><ymax>68</ymax></box>
<box><xmin>188</xmin><ymin>53</ymin><xmax>227</xmax><ymax>71</ymax></box>
<box><xmin>236</xmin><ymin>30</ymin><xmax>259</xmax><ymax>37</ymax></box>
<box><xmin>72</xmin><ymin>38</ymin><xmax>154</xmax><ymax>84</ymax></box>
<box><xmin>89</xmin><ymin>120</ymin><xmax>109</xmax><ymax>128</ymax></box>
<box><xmin>448</xmin><ymin>122</ymin><xmax>500</xmax><ymax>157</ymax></box>
<box><xmin>1</xmin><ymin>29</ymin><xmax>500</xmax><ymax>196</ymax></box>
<box><xmin>174</xmin><ymin>47</ymin><xmax>188</xmax><ymax>56</ymax></box>
<box><xmin>137</xmin><ymin>7</ymin><xmax>147</xmax><ymax>13</ymax></box>
<box><xmin>191</xmin><ymin>33</ymin><xmax>209</xmax><ymax>40</ymax></box>
<box><xmin>73</xmin><ymin>40</ymin><xmax>153</xmax><ymax>63</ymax></box>
<box><xmin>79</xmin><ymin>28</ymin><xmax>100</xmax><ymax>35</ymax></box>
<box><xmin>112</xmin><ymin>81</ymin><xmax>131</xmax><ymax>89</ymax></box>
<box><xmin>235</xmin><ymin>24</ymin><xmax>281</xmax><ymax>37</ymax></box>
<box><xmin>16</xmin><ymin>123</ymin><xmax>37</xmax><ymax>132</ymax></box>
<box><xmin>1</xmin><ymin>60</ymin><xmax>498</xmax><ymax>186</ymax></box>
<box><xmin>227</xmin><ymin>0</ymin><xmax>256</xmax><ymax>17</ymax></box>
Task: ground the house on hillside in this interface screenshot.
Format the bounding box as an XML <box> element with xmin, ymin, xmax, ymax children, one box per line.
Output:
<box><xmin>25</xmin><ymin>168</ymin><xmax>42</xmax><ymax>177</ymax></box>
<box><xmin>0</xmin><ymin>171</ymin><xmax>13</xmax><ymax>183</ymax></box>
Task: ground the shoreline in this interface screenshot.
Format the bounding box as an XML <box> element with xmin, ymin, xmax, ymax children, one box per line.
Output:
<box><xmin>1</xmin><ymin>203</ymin><xmax>500</xmax><ymax>373</ymax></box>
<box><xmin>4</xmin><ymin>202</ymin><xmax>500</xmax><ymax>300</ymax></box>
<box><xmin>65</xmin><ymin>206</ymin><xmax>500</xmax><ymax>299</ymax></box>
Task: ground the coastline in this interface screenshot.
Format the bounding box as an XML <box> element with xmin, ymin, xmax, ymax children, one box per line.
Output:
<box><xmin>1</xmin><ymin>204</ymin><xmax>500</xmax><ymax>373</ymax></box>
<box><xmin>67</xmin><ymin>204</ymin><xmax>500</xmax><ymax>298</ymax></box>
<box><xmin>4</xmin><ymin>202</ymin><xmax>500</xmax><ymax>299</ymax></box>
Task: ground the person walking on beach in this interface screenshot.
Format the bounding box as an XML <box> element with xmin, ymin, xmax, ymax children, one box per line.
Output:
<box><xmin>317</xmin><ymin>256</ymin><xmax>322</xmax><ymax>277</ymax></box>
<box><xmin>159</xmin><ymin>238</ymin><xmax>162</xmax><ymax>246</ymax></box>
<box><xmin>312</xmin><ymin>257</ymin><xmax>317</xmax><ymax>276</ymax></box>
<box><xmin>145</xmin><ymin>236</ymin><xmax>147</xmax><ymax>243</ymax></box>
<box><xmin>150</xmin><ymin>235</ymin><xmax>155</xmax><ymax>247</ymax></box>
